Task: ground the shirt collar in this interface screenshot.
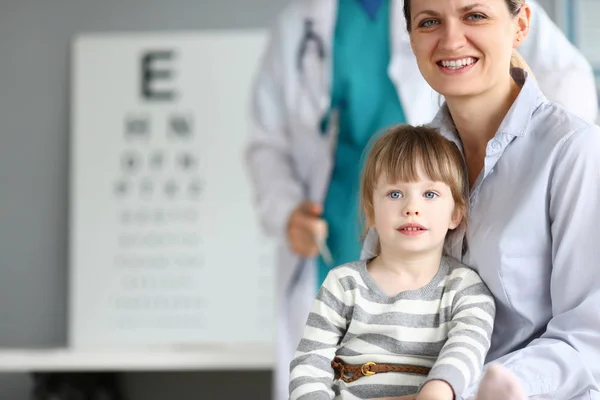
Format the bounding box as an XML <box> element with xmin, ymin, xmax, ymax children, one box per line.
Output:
<box><xmin>357</xmin><ymin>0</ymin><xmax>385</xmax><ymax>20</ymax></box>
<box><xmin>431</xmin><ymin>68</ymin><xmax>547</xmax><ymax>143</ymax></box>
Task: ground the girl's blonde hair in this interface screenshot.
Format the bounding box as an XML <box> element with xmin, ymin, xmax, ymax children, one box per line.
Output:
<box><xmin>360</xmin><ymin>125</ymin><xmax>469</xmax><ymax>255</ymax></box>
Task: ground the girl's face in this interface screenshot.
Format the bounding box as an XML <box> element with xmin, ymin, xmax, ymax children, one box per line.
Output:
<box><xmin>370</xmin><ymin>166</ymin><xmax>462</xmax><ymax>259</ymax></box>
<box><xmin>408</xmin><ymin>0</ymin><xmax>529</xmax><ymax>100</ymax></box>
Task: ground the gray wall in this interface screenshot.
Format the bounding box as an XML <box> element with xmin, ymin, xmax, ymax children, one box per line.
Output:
<box><xmin>0</xmin><ymin>0</ymin><xmax>560</xmax><ymax>398</ymax></box>
<box><xmin>0</xmin><ymin>0</ymin><xmax>282</xmax><ymax>398</ymax></box>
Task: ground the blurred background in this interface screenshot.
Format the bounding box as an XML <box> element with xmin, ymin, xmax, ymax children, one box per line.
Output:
<box><xmin>0</xmin><ymin>0</ymin><xmax>597</xmax><ymax>399</ymax></box>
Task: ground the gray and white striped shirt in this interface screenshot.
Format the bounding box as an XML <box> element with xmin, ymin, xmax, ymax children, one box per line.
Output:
<box><xmin>289</xmin><ymin>257</ymin><xmax>495</xmax><ymax>399</ymax></box>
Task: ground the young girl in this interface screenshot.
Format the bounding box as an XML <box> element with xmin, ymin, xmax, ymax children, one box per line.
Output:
<box><xmin>289</xmin><ymin>125</ymin><xmax>496</xmax><ymax>400</ymax></box>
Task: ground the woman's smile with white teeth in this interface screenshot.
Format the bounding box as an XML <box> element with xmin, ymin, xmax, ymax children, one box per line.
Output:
<box><xmin>439</xmin><ymin>57</ymin><xmax>478</xmax><ymax>69</ymax></box>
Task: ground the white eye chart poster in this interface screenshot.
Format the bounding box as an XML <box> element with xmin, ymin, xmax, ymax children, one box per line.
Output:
<box><xmin>69</xmin><ymin>31</ymin><xmax>275</xmax><ymax>350</ymax></box>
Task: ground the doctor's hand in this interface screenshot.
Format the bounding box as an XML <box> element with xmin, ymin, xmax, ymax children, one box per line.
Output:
<box><xmin>287</xmin><ymin>201</ymin><xmax>327</xmax><ymax>258</ymax></box>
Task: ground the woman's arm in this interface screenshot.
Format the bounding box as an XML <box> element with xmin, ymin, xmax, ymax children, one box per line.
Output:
<box><xmin>464</xmin><ymin>126</ymin><xmax>600</xmax><ymax>399</ymax></box>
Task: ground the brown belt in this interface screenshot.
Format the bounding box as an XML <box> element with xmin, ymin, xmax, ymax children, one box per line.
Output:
<box><xmin>331</xmin><ymin>357</ymin><xmax>431</xmax><ymax>383</ymax></box>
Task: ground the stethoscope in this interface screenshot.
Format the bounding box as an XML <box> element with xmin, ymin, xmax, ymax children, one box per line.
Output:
<box><xmin>296</xmin><ymin>18</ymin><xmax>335</xmax><ymax>136</ymax></box>
<box><xmin>297</xmin><ymin>18</ymin><xmax>325</xmax><ymax>72</ymax></box>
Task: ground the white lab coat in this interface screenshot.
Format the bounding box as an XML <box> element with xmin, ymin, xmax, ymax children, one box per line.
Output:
<box><xmin>245</xmin><ymin>1</ymin><xmax>598</xmax><ymax>399</ymax></box>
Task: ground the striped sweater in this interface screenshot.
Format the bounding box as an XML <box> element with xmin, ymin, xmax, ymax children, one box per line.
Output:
<box><xmin>289</xmin><ymin>256</ymin><xmax>495</xmax><ymax>400</ymax></box>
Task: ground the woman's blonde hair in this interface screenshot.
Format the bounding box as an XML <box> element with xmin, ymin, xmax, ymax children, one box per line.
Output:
<box><xmin>360</xmin><ymin>125</ymin><xmax>469</xmax><ymax>255</ymax></box>
<box><xmin>511</xmin><ymin>50</ymin><xmax>534</xmax><ymax>78</ymax></box>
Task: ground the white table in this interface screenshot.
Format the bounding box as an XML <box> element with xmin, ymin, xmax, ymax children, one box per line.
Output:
<box><xmin>0</xmin><ymin>345</ymin><xmax>274</xmax><ymax>373</ymax></box>
<box><xmin>0</xmin><ymin>346</ymin><xmax>273</xmax><ymax>399</ymax></box>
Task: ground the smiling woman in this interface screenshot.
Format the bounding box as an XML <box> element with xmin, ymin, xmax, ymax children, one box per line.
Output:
<box><xmin>360</xmin><ymin>0</ymin><xmax>600</xmax><ymax>398</ymax></box>
<box><xmin>247</xmin><ymin>0</ymin><xmax>599</xmax><ymax>398</ymax></box>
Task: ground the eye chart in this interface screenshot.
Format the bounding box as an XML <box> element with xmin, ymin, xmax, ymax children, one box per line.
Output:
<box><xmin>69</xmin><ymin>31</ymin><xmax>275</xmax><ymax>349</ymax></box>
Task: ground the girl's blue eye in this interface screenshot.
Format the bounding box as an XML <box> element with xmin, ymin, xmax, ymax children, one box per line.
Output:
<box><xmin>424</xmin><ymin>191</ymin><xmax>438</xmax><ymax>199</ymax></box>
<box><xmin>388</xmin><ymin>191</ymin><xmax>402</xmax><ymax>199</ymax></box>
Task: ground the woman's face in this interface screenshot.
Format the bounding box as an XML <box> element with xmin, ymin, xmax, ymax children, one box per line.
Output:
<box><xmin>408</xmin><ymin>0</ymin><xmax>529</xmax><ymax>99</ymax></box>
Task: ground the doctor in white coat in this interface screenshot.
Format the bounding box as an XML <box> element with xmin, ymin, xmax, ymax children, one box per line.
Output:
<box><xmin>245</xmin><ymin>1</ymin><xmax>598</xmax><ymax>399</ymax></box>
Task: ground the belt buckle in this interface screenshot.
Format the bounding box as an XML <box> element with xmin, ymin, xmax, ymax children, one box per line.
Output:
<box><xmin>361</xmin><ymin>361</ymin><xmax>376</xmax><ymax>376</ymax></box>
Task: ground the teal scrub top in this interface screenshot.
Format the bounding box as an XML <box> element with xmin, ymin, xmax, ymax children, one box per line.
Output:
<box><xmin>317</xmin><ymin>0</ymin><xmax>407</xmax><ymax>287</ymax></box>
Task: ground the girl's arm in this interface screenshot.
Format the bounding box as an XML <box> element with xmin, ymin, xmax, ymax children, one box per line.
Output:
<box><xmin>289</xmin><ymin>269</ymin><xmax>351</xmax><ymax>400</ymax></box>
